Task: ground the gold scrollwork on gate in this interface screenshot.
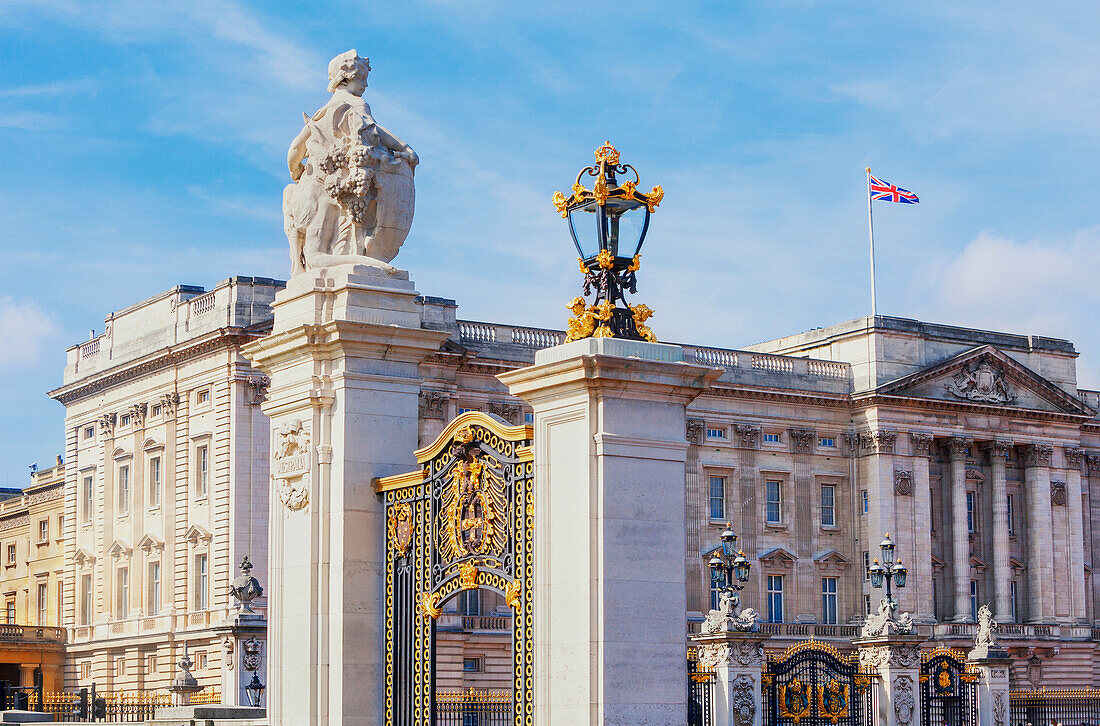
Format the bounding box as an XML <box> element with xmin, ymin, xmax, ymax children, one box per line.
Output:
<box><xmin>817</xmin><ymin>680</ymin><xmax>850</xmax><ymax>724</ymax></box>
<box><xmin>779</xmin><ymin>679</ymin><xmax>813</xmax><ymax>724</ymax></box>
<box><xmin>388</xmin><ymin>502</ymin><xmax>414</xmax><ymax>556</ymax></box>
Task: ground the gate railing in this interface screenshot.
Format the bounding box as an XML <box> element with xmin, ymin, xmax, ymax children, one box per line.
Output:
<box><xmin>435</xmin><ymin>689</ymin><xmax>511</xmax><ymax>726</ymax></box>
<box><xmin>1009</xmin><ymin>688</ymin><xmax>1100</xmax><ymax>726</ymax></box>
<box><xmin>762</xmin><ymin>640</ymin><xmax>868</xmax><ymax>726</ymax></box>
<box><xmin>686</xmin><ymin>648</ymin><xmax>714</xmax><ymax>726</ymax></box>
<box><xmin>919</xmin><ymin>647</ymin><xmax>978</xmax><ymax>726</ymax></box>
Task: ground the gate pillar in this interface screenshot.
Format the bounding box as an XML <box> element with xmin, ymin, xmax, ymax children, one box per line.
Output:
<box><xmin>244</xmin><ymin>268</ymin><xmax>449</xmax><ymax>726</ymax></box>
<box><xmin>501</xmin><ymin>337</ymin><xmax>720</xmax><ymax>725</ymax></box>
<box><xmin>692</xmin><ymin>631</ymin><xmax>768</xmax><ymax>726</ymax></box>
<box><xmin>854</xmin><ymin>635</ymin><xmax>926</xmax><ymax>726</ymax></box>
<box><xmin>967</xmin><ymin>653</ymin><xmax>1010</xmax><ymax>726</ymax></box>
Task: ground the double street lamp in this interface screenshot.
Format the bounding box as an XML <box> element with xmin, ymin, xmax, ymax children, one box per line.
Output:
<box><xmin>707</xmin><ymin>524</ymin><xmax>752</xmax><ymax>611</ymax></box>
<box><xmin>867</xmin><ymin>533</ymin><xmax>908</xmax><ymax>606</ymax></box>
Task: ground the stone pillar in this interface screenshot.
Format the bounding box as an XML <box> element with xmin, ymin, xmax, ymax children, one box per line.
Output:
<box><xmin>986</xmin><ymin>440</ymin><xmax>1013</xmax><ymax>622</ymax></box>
<box><xmin>686</xmin><ymin>419</ymin><xmax>706</xmax><ymax>614</ymax></box>
<box><xmin>790</xmin><ymin>428</ymin><xmax>816</xmax><ymax>622</ymax></box>
<box><xmin>243</xmin><ymin>268</ymin><xmax>448</xmax><ymax>726</ymax></box>
<box><xmin>736</xmin><ymin>425</ymin><xmax>761</xmax><ymax>610</ymax></box>
<box><xmin>854</xmin><ymin>635</ymin><xmax>925</xmax><ymax>726</ymax></box>
<box><xmin>946</xmin><ymin>436</ymin><xmax>972</xmax><ymax>622</ymax></box>
<box><xmin>501</xmin><ymin>337</ymin><xmax>720</xmax><ymax>726</ymax></box>
<box><xmin>691</xmin><ymin>631</ymin><xmax>769</xmax><ymax>726</ymax></box>
<box><xmin>1064</xmin><ymin>446</ymin><xmax>1086</xmax><ymax>623</ymax></box>
<box><xmin>1088</xmin><ymin>454</ymin><xmax>1100</xmax><ymax>623</ymax></box>
<box><xmin>215</xmin><ymin>616</ymin><xmax>266</xmax><ymax>707</ymax></box>
<box><xmin>967</xmin><ymin>653</ymin><xmax>1011</xmax><ymax>726</ymax></box>
<box><xmin>1021</xmin><ymin>444</ymin><xmax>1054</xmax><ymax>623</ymax></box>
<box><xmin>18</xmin><ymin>664</ymin><xmax>35</xmax><ymax>689</ymax></box>
<box><xmin>909</xmin><ymin>433</ymin><xmax>935</xmax><ymax>623</ymax></box>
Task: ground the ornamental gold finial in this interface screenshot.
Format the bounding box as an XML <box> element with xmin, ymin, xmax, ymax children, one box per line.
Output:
<box><xmin>594</xmin><ymin>141</ymin><xmax>620</xmax><ymax>165</ymax></box>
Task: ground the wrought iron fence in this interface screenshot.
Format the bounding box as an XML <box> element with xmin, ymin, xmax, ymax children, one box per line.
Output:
<box><xmin>0</xmin><ymin>683</ymin><xmax>219</xmax><ymax>722</ymax></box>
<box><xmin>435</xmin><ymin>689</ymin><xmax>511</xmax><ymax>726</ymax></box>
<box><xmin>920</xmin><ymin>648</ymin><xmax>978</xmax><ymax>726</ymax></box>
<box><xmin>1010</xmin><ymin>688</ymin><xmax>1100</xmax><ymax>726</ymax></box>
<box><xmin>687</xmin><ymin>650</ymin><xmax>714</xmax><ymax>726</ymax></box>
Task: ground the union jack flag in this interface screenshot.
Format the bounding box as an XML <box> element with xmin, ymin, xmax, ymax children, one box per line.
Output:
<box><xmin>869</xmin><ymin>174</ymin><xmax>919</xmax><ymax>204</ymax></box>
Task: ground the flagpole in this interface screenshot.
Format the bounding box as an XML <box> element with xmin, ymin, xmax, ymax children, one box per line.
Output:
<box><xmin>866</xmin><ymin>166</ymin><xmax>877</xmax><ymax>319</ymax></box>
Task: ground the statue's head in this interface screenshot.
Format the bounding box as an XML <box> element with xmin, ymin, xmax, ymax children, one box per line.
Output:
<box><xmin>327</xmin><ymin>50</ymin><xmax>371</xmax><ymax>94</ymax></box>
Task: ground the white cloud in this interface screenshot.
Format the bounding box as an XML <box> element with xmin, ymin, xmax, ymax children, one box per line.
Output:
<box><xmin>923</xmin><ymin>227</ymin><xmax>1100</xmax><ymax>387</ymax></box>
<box><xmin>0</xmin><ymin>111</ymin><xmax>65</xmax><ymax>131</ymax></box>
<box><xmin>0</xmin><ymin>297</ymin><xmax>60</xmax><ymax>369</ymax></box>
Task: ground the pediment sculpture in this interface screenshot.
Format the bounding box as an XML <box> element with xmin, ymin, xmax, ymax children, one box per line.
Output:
<box><xmin>284</xmin><ymin>50</ymin><xmax>418</xmax><ymax>277</ymax></box>
<box><xmin>944</xmin><ymin>359</ymin><xmax>1017</xmax><ymax>404</ymax></box>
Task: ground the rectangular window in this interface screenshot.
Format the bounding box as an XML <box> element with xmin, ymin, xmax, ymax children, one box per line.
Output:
<box><xmin>710</xmin><ymin>568</ymin><xmax>730</xmax><ymax>611</ymax></box>
<box><xmin>117</xmin><ymin>465</ymin><xmax>130</xmax><ymax>514</ymax></box>
<box><xmin>116</xmin><ymin>567</ymin><xmax>129</xmax><ymax>619</ymax></box>
<box><xmin>462</xmin><ymin>657</ymin><xmax>481</xmax><ymax>673</ymax></box>
<box><xmin>457</xmin><ymin>589</ymin><xmax>480</xmax><ymax>616</ymax></box>
<box><xmin>151</xmin><ymin>404</ymin><xmax>162</xmax><ymax>418</ymax></box>
<box><xmin>197</xmin><ymin>389</ymin><xmax>210</xmax><ymax>405</ymax></box>
<box><xmin>763</xmin><ymin>432</ymin><xmax>781</xmax><ymax>444</ymax></box>
<box><xmin>767</xmin><ymin>575</ymin><xmax>784</xmax><ymax>623</ymax></box>
<box><xmin>147</xmin><ymin>655</ymin><xmax>157</xmax><ymax>674</ymax></box>
<box><xmin>195</xmin><ymin>652</ymin><xmax>207</xmax><ymax>670</ymax></box>
<box><xmin>5</xmin><ymin>600</ymin><xmax>14</xmax><ymax>625</ymax></box>
<box><xmin>57</xmin><ymin>516</ymin><xmax>64</xmax><ymax>538</ymax></box>
<box><xmin>1006</xmin><ymin>494</ymin><xmax>1015</xmax><ymax>535</ymax></box>
<box><xmin>38</xmin><ymin>520</ymin><xmax>49</xmax><ymax>542</ymax></box>
<box><xmin>82</xmin><ymin>476</ymin><xmax>93</xmax><ymax>522</ymax></box>
<box><xmin>706</xmin><ymin>427</ymin><xmax>726</xmax><ymax>440</ymax></box>
<box><xmin>196</xmin><ymin>554</ymin><xmax>208</xmax><ymax>610</ymax></box>
<box><xmin>457</xmin><ymin>407</ymin><xmax>477</xmax><ymax>414</ymax></box>
<box><xmin>821</xmin><ymin>577</ymin><xmax>838</xmax><ymax>624</ymax></box>
<box><xmin>83</xmin><ymin>426</ymin><xmax>95</xmax><ymax>440</ymax></box>
<box><xmin>820</xmin><ymin>484</ymin><xmax>835</xmax><ymax>527</ymax></box>
<box><xmin>149</xmin><ymin>456</ymin><xmax>162</xmax><ymax>507</ymax></box>
<box><xmin>709</xmin><ymin>476</ymin><xmax>726</xmax><ymax>520</ymax></box>
<box><xmin>861</xmin><ymin>490</ymin><xmax>869</xmax><ymax>515</ymax></box>
<box><xmin>148</xmin><ymin>563</ymin><xmax>161</xmax><ymax>614</ymax></box>
<box><xmin>966</xmin><ymin>491</ymin><xmax>976</xmax><ymax>533</ymax></box>
<box><xmin>818</xmin><ymin>437</ymin><xmax>836</xmax><ymax>448</ymax></box>
<box><xmin>765</xmin><ymin>480</ymin><xmax>782</xmax><ymax>524</ymax></box>
<box><xmin>196</xmin><ymin>445</ymin><xmax>209</xmax><ymax>497</ymax></box>
<box><xmin>1010</xmin><ymin>581</ymin><xmax>1018</xmax><ymax>622</ymax></box>
<box><xmin>119</xmin><ymin>414</ymin><xmax>131</xmax><ymax>428</ymax></box>
<box><xmin>865</xmin><ymin>595</ymin><xmax>872</xmax><ymax>615</ymax></box>
<box><xmin>80</xmin><ymin>575</ymin><xmax>92</xmax><ymax>625</ymax></box>
<box><xmin>7</xmin><ymin>543</ymin><xmax>15</xmax><ymax>564</ymax></box>
<box><xmin>37</xmin><ymin>583</ymin><xmax>47</xmax><ymax>625</ymax></box>
<box><xmin>523</xmin><ymin>412</ymin><xmax>534</xmax><ymax>424</ymax></box>
<box><xmin>970</xmin><ymin>580</ymin><xmax>979</xmax><ymax>622</ymax></box>
<box><xmin>863</xmin><ymin>551</ymin><xmax>870</xmax><ymax>581</ymax></box>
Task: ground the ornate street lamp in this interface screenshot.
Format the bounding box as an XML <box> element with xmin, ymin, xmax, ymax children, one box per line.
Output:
<box><xmin>553</xmin><ymin>142</ymin><xmax>664</xmax><ymax>343</ymax></box>
<box><xmin>707</xmin><ymin>524</ymin><xmax>752</xmax><ymax>615</ymax></box>
<box><xmin>867</xmin><ymin>532</ymin><xmax>908</xmax><ymax>608</ymax></box>
<box><xmin>244</xmin><ymin>673</ymin><xmax>266</xmax><ymax>708</ymax></box>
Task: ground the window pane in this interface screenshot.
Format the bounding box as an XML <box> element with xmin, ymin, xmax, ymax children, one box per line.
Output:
<box><xmin>820</xmin><ymin>485</ymin><xmax>835</xmax><ymax>526</ymax></box>
<box><xmin>709</xmin><ymin>476</ymin><xmax>725</xmax><ymax>520</ymax></box>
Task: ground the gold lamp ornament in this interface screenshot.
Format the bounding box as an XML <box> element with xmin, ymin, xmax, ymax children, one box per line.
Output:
<box><xmin>553</xmin><ymin>142</ymin><xmax>663</xmax><ymax>343</ymax></box>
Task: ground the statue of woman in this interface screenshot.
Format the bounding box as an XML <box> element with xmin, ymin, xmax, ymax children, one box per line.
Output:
<box><xmin>283</xmin><ymin>50</ymin><xmax>418</xmax><ymax>276</ymax></box>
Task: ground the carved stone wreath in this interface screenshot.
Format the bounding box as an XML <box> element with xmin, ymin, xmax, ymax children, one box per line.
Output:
<box><xmin>1050</xmin><ymin>481</ymin><xmax>1067</xmax><ymax>506</ymax></box>
<box><xmin>276</xmin><ymin>473</ymin><xmax>310</xmax><ymax>512</ymax></box>
<box><xmin>894</xmin><ymin>470</ymin><xmax>914</xmax><ymax>496</ymax></box>
<box><xmin>731</xmin><ymin>674</ymin><xmax>756</xmax><ymax>726</ymax></box>
<box><xmin>731</xmin><ymin>641</ymin><xmax>765</xmax><ymax>668</ymax></box>
<box><xmin>697</xmin><ymin>643</ymin><xmax>731</xmax><ymax>670</ymax></box>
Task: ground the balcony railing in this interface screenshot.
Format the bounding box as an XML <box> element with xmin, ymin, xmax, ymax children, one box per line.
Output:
<box><xmin>0</xmin><ymin>624</ymin><xmax>66</xmax><ymax>643</ymax></box>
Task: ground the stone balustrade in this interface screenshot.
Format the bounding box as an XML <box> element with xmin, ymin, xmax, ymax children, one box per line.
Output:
<box><xmin>0</xmin><ymin>624</ymin><xmax>66</xmax><ymax>643</ymax></box>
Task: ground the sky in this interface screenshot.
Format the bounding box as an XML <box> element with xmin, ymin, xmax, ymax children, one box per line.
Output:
<box><xmin>1</xmin><ymin>1</ymin><xmax>1099</xmax><ymax>486</ymax></box>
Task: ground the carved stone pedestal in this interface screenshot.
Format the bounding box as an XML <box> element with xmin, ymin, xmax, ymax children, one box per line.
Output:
<box><xmin>854</xmin><ymin>634</ymin><xmax>926</xmax><ymax>726</ymax></box>
<box><xmin>691</xmin><ymin>631</ymin><xmax>769</xmax><ymax>726</ymax></box>
<box><xmin>968</xmin><ymin>653</ymin><xmax>1011</xmax><ymax>726</ymax></box>
<box><xmin>212</xmin><ymin>612</ymin><xmax>266</xmax><ymax>707</ymax></box>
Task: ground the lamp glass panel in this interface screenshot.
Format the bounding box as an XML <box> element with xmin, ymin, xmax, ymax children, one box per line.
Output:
<box><xmin>893</xmin><ymin>567</ymin><xmax>907</xmax><ymax>588</ymax></box>
<box><xmin>567</xmin><ymin>202</ymin><xmax>601</xmax><ymax>259</ymax></box>
<box><xmin>869</xmin><ymin>568</ymin><xmax>884</xmax><ymax>588</ymax></box>
<box><xmin>734</xmin><ymin>561</ymin><xmax>750</xmax><ymax>583</ymax></box>
<box><xmin>603</xmin><ymin>202</ymin><xmax>647</xmax><ymax>259</ymax></box>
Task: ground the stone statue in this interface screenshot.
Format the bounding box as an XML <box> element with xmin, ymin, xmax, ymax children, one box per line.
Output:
<box><xmin>283</xmin><ymin>50</ymin><xmax>418</xmax><ymax>277</ymax></box>
<box><xmin>971</xmin><ymin>603</ymin><xmax>1005</xmax><ymax>659</ymax></box>
<box><xmin>702</xmin><ymin>589</ymin><xmax>761</xmax><ymax>633</ymax></box>
<box><xmin>945</xmin><ymin>359</ymin><xmax>1016</xmax><ymax>404</ymax></box>
<box><xmin>861</xmin><ymin>597</ymin><xmax>915</xmax><ymax>638</ymax></box>
<box><xmin>228</xmin><ymin>556</ymin><xmax>264</xmax><ymax>614</ymax></box>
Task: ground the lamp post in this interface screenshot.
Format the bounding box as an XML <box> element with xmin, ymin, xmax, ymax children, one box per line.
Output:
<box><xmin>244</xmin><ymin>673</ymin><xmax>265</xmax><ymax>708</ymax></box>
<box><xmin>553</xmin><ymin>142</ymin><xmax>664</xmax><ymax>343</ymax></box>
<box><xmin>867</xmin><ymin>532</ymin><xmax>908</xmax><ymax>608</ymax></box>
<box><xmin>707</xmin><ymin>524</ymin><xmax>752</xmax><ymax>616</ymax></box>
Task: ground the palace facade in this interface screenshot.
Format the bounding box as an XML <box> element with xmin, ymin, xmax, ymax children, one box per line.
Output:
<box><xmin>10</xmin><ymin>275</ymin><xmax>1100</xmax><ymax>691</ymax></box>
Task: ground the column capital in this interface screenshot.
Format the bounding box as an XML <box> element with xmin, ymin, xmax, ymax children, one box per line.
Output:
<box><xmin>944</xmin><ymin>436</ymin><xmax>972</xmax><ymax>460</ymax></box>
<box><xmin>788</xmin><ymin>428</ymin><xmax>814</xmax><ymax>453</ymax></box>
<box><xmin>686</xmin><ymin>419</ymin><xmax>705</xmax><ymax>445</ymax></box>
<box><xmin>983</xmin><ymin>440</ymin><xmax>1013</xmax><ymax>460</ymax></box>
<box><xmin>735</xmin><ymin>424</ymin><xmax>760</xmax><ymax>449</ymax></box>
<box><xmin>861</xmin><ymin>429</ymin><xmax>897</xmax><ymax>455</ymax></box>
<box><xmin>909</xmin><ymin>432</ymin><xmax>934</xmax><ymax>457</ymax></box>
<box><xmin>1087</xmin><ymin>453</ymin><xmax>1100</xmax><ymax>475</ymax></box>
<box><xmin>1064</xmin><ymin>446</ymin><xmax>1085</xmax><ymax>469</ymax></box>
<box><xmin>1020</xmin><ymin>443</ymin><xmax>1054</xmax><ymax>468</ymax></box>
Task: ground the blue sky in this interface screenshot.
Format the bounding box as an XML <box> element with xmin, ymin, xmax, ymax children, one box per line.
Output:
<box><xmin>1</xmin><ymin>1</ymin><xmax>1099</xmax><ymax>485</ymax></box>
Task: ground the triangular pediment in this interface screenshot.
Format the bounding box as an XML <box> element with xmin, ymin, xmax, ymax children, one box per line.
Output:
<box><xmin>877</xmin><ymin>346</ymin><xmax>1095</xmax><ymax>417</ymax></box>
<box><xmin>72</xmin><ymin>548</ymin><xmax>95</xmax><ymax>567</ymax></box>
<box><xmin>758</xmin><ymin>547</ymin><xmax>798</xmax><ymax>570</ymax></box>
<box><xmin>185</xmin><ymin>525</ymin><xmax>212</xmax><ymax>546</ymax></box>
<box><xmin>137</xmin><ymin>534</ymin><xmax>164</xmax><ymax>553</ymax></box>
<box><xmin>814</xmin><ymin>550</ymin><xmax>853</xmax><ymax>571</ymax></box>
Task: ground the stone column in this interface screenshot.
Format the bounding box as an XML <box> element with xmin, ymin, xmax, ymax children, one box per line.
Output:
<box><xmin>736</xmin><ymin>425</ymin><xmax>761</xmax><ymax>610</ymax></box>
<box><xmin>790</xmin><ymin>428</ymin><xmax>815</xmax><ymax>623</ymax></box>
<box><xmin>986</xmin><ymin>440</ymin><xmax>1013</xmax><ymax>622</ymax></box>
<box><xmin>686</xmin><ymin>419</ymin><xmax>706</xmax><ymax>614</ymax></box>
<box><xmin>1021</xmin><ymin>444</ymin><xmax>1054</xmax><ymax>623</ymax></box>
<box><xmin>909</xmin><ymin>433</ymin><xmax>935</xmax><ymax>623</ymax></box>
<box><xmin>501</xmin><ymin>337</ymin><xmax>720</xmax><ymax>726</ymax></box>
<box><xmin>1064</xmin><ymin>447</ymin><xmax>1086</xmax><ymax>623</ymax></box>
<box><xmin>243</xmin><ymin>268</ymin><xmax>449</xmax><ymax>726</ymax></box>
<box><xmin>1088</xmin><ymin>454</ymin><xmax>1100</xmax><ymax>623</ymax></box>
<box><xmin>946</xmin><ymin>437</ymin><xmax>972</xmax><ymax>622</ymax></box>
<box><xmin>691</xmin><ymin>631</ymin><xmax>769</xmax><ymax>726</ymax></box>
<box><xmin>854</xmin><ymin>635</ymin><xmax>925</xmax><ymax>726</ymax></box>
<box><xmin>968</xmin><ymin>652</ymin><xmax>1011</xmax><ymax>726</ymax></box>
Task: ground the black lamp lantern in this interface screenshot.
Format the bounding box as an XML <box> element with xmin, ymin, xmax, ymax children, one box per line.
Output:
<box><xmin>245</xmin><ymin>673</ymin><xmax>265</xmax><ymax>708</ymax></box>
<box><xmin>553</xmin><ymin>143</ymin><xmax>664</xmax><ymax>343</ymax></box>
<box><xmin>720</xmin><ymin>525</ymin><xmax>738</xmax><ymax>558</ymax></box>
<box><xmin>868</xmin><ymin>559</ymin><xmax>885</xmax><ymax>588</ymax></box>
<box><xmin>732</xmin><ymin>550</ymin><xmax>751</xmax><ymax>584</ymax></box>
<box><xmin>891</xmin><ymin>559</ymin><xmax>908</xmax><ymax>588</ymax></box>
<box><xmin>707</xmin><ymin>523</ymin><xmax>753</xmax><ymax>609</ymax></box>
<box><xmin>879</xmin><ymin>533</ymin><xmax>896</xmax><ymax>566</ymax></box>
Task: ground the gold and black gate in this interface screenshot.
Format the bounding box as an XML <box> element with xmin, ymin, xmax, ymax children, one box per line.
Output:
<box><xmin>762</xmin><ymin>641</ymin><xmax>870</xmax><ymax>726</ymax></box>
<box><xmin>919</xmin><ymin>647</ymin><xmax>977</xmax><ymax>726</ymax></box>
<box><xmin>375</xmin><ymin>412</ymin><xmax>534</xmax><ymax>726</ymax></box>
